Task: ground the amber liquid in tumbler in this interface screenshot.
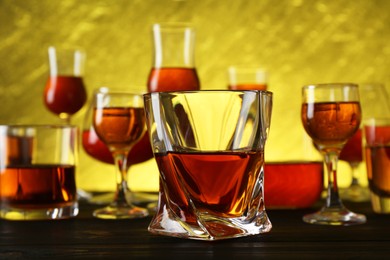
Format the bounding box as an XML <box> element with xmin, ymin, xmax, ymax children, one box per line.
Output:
<box><xmin>93</xmin><ymin>107</ymin><xmax>146</xmax><ymax>151</ymax></box>
<box><xmin>155</xmin><ymin>151</ymin><xmax>264</xmax><ymax>223</ymax></box>
<box><xmin>301</xmin><ymin>102</ymin><xmax>361</xmax><ymax>145</ymax></box>
<box><xmin>6</xmin><ymin>136</ymin><xmax>33</xmax><ymax>165</ymax></box>
<box><xmin>44</xmin><ymin>76</ymin><xmax>87</xmax><ymax>116</ymax></box>
<box><xmin>147</xmin><ymin>67</ymin><xmax>200</xmax><ymax>92</ymax></box>
<box><xmin>0</xmin><ymin>165</ymin><xmax>77</xmax><ymax>208</ymax></box>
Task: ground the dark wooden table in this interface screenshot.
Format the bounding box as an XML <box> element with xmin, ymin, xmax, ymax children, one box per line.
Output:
<box><xmin>1</xmin><ymin>200</ymin><xmax>389</xmax><ymax>259</ymax></box>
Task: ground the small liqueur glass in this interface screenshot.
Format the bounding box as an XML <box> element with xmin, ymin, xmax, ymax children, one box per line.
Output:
<box><xmin>44</xmin><ymin>46</ymin><xmax>87</xmax><ymax>124</ymax></box>
<box><xmin>91</xmin><ymin>90</ymin><xmax>149</xmax><ymax>219</ymax></box>
<box><xmin>82</xmin><ymin>87</ymin><xmax>154</xmax><ymax>205</ymax></box>
<box><xmin>227</xmin><ymin>66</ymin><xmax>268</xmax><ymax>91</ymax></box>
<box><xmin>301</xmin><ymin>83</ymin><xmax>366</xmax><ymax>225</ymax></box>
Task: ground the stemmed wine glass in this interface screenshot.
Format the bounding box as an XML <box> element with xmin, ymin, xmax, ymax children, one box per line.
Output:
<box><xmin>301</xmin><ymin>83</ymin><xmax>366</xmax><ymax>225</ymax></box>
<box><xmin>92</xmin><ymin>90</ymin><xmax>149</xmax><ymax>219</ymax></box>
<box><xmin>44</xmin><ymin>46</ymin><xmax>87</xmax><ymax>124</ymax></box>
<box><xmin>82</xmin><ymin>87</ymin><xmax>154</xmax><ymax>205</ymax></box>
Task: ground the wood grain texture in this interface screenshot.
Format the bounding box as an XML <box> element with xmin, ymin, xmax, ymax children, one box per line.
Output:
<box><xmin>0</xmin><ymin>201</ymin><xmax>389</xmax><ymax>259</ymax></box>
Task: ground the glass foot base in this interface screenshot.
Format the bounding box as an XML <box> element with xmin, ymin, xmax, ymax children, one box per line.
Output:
<box><xmin>0</xmin><ymin>202</ymin><xmax>79</xmax><ymax>220</ymax></box>
<box><xmin>340</xmin><ymin>185</ymin><xmax>370</xmax><ymax>202</ymax></box>
<box><xmin>146</xmin><ymin>201</ymin><xmax>158</xmax><ymax>214</ymax></box>
<box><xmin>87</xmin><ymin>192</ymin><xmax>114</xmax><ymax>205</ymax></box>
<box><xmin>83</xmin><ymin>192</ymin><xmax>159</xmax><ymax>206</ymax></box>
<box><xmin>370</xmin><ymin>192</ymin><xmax>390</xmax><ymax>214</ymax></box>
<box><xmin>93</xmin><ymin>205</ymin><xmax>149</xmax><ymax>219</ymax></box>
<box><xmin>303</xmin><ymin>206</ymin><xmax>366</xmax><ymax>226</ymax></box>
<box><xmin>148</xmin><ymin>205</ymin><xmax>272</xmax><ymax>241</ymax></box>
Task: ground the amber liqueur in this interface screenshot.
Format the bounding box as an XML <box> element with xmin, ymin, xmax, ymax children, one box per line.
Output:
<box><xmin>365</xmin><ymin>145</ymin><xmax>390</xmax><ymax>197</ymax></box>
<box><xmin>44</xmin><ymin>75</ymin><xmax>87</xmax><ymax>116</ymax></box>
<box><xmin>147</xmin><ymin>67</ymin><xmax>200</xmax><ymax>92</ymax></box>
<box><xmin>301</xmin><ymin>101</ymin><xmax>361</xmax><ymax>144</ymax></box>
<box><xmin>0</xmin><ymin>165</ymin><xmax>77</xmax><ymax>208</ymax></box>
<box><xmin>93</xmin><ymin>107</ymin><xmax>146</xmax><ymax>149</ymax></box>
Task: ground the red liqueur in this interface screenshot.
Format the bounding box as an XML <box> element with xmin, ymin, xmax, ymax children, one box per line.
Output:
<box><xmin>264</xmin><ymin>161</ymin><xmax>324</xmax><ymax>209</ymax></box>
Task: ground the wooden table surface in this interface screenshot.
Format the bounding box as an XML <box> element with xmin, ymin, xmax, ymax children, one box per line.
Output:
<box><xmin>1</xmin><ymin>199</ymin><xmax>389</xmax><ymax>259</ymax></box>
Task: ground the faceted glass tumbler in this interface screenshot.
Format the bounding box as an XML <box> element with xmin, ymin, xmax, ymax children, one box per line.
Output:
<box><xmin>143</xmin><ymin>90</ymin><xmax>273</xmax><ymax>241</ymax></box>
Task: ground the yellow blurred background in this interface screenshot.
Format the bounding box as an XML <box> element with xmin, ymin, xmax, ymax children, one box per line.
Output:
<box><xmin>1</xmin><ymin>0</ymin><xmax>390</xmax><ymax>193</ymax></box>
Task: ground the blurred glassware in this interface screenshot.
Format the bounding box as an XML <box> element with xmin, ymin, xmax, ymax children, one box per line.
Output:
<box><xmin>227</xmin><ymin>66</ymin><xmax>268</xmax><ymax>90</ymax></box>
<box><xmin>82</xmin><ymin>87</ymin><xmax>154</xmax><ymax>205</ymax></box>
<box><xmin>91</xmin><ymin>90</ymin><xmax>149</xmax><ymax>219</ymax></box>
<box><xmin>338</xmin><ymin>129</ymin><xmax>368</xmax><ymax>202</ymax></box>
<box><xmin>363</xmin><ymin>117</ymin><xmax>390</xmax><ymax>214</ymax></box>
<box><xmin>44</xmin><ymin>46</ymin><xmax>90</xmax><ymax>201</ymax></box>
<box><xmin>44</xmin><ymin>46</ymin><xmax>87</xmax><ymax>124</ymax></box>
<box><xmin>360</xmin><ymin>83</ymin><xmax>390</xmax><ymax>119</ymax></box>
<box><xmin>264</xmin><ymin>161</ymin><xmax>323</xmax><ymax>209</ymax></box>
<box><xmin>147</xmin><ymin>23</ymin><xmax>200</xmax><ymax>92</ymax></box>
<box><xmin>340</xmin><ymin>83</ymin><xmax>390</xmax><ymax>202</ymax></box>
<box><xmin>0</xmin><ymin>125</ymin><xmax>79</xmax><ymax>220</ymax></box>
<box><xmin>145</xmin><ymin>22</ymin><xmax>201</xmax><ymax>212</ymax></box>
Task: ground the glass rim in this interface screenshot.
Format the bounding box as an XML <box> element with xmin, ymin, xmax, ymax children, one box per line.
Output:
<box><xmin>95</xmin><ymin>90</ymin><xmax>145</xmax><ymax>96</ymax></box>
<box><xmin>0</xmin><ymin>124</ymin><xmax>78</xmax><ymax>130</ymax></box>
<box><xmin>303</xmin><ymin>82</ymin><xmax>358</xmax><ymax>89</ymax></box>
<box><xmin>47</xmin><ymin>45</ymin><xmax>86</xmax><ymax>53</ymax></box>
<box><xmin>265</xmin><ymin>160</ymin><xmax>323</xmax><ymax>164</ymax></box>
<box><xmin>152</xmin><ymin>22</ymin><xmax>194</xmax><ymax>31</ymax></box>
<box><xmin>363</xmin><ymin>117</ymin><xmax>390</xmax><ymax>125</ymax></box>
<box><xmin>228</xmin><ymin>65</ymin><xmax>268</xmax><ymax>72</ymax></box>
<box><xmin>143</xmin><ymin>89</ymin><xmax>273</xmax><ymax>97</ymax></box>
<box><xmin>92</xmin><ymin>86</ymin><xmax>146</xmax><ymax>95</ymax></box>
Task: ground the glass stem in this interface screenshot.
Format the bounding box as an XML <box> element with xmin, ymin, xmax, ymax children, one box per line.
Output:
<box><xmin>324</xmin><ymin>151</ymin><xmax>344</xmax><ymax>209</ymax></box>
<box><xmin>113</xmin><ymin>151</ymin><xmax>131</xmax><ymax>207</ymax></box>
<box><xmin>60</xmin><ymin>114</ymin><xmax>71</xmax><ymax>125</ymax></box>
<box><xmin>349</xmin><ymin>162</ymin><xmax>360</xmax><ymax>186</ymax></box>
<box><xmin>64</xmin><ymin>117</ymin><xmax>71</xmax><ymax>125</ymax></box>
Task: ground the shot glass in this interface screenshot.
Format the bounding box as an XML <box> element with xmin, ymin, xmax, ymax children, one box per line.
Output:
<box><xmin>144</xmin><ymin>90</ymin><xmax>273</xmax><ymax>241</ymax></box>
<box><xmin>363</xmin><ymin>118</ymin><xmax>390</xmax><ymax>214</ymax></box>
<box><xmin>227</xmin><ymin>66</ymin><xmax>268</xmax><ymax>90</ymax></box>
<box><xmin>0</xmin><ymin>125</ymin><xmax>79</xmax><ymax>220</ymax></box>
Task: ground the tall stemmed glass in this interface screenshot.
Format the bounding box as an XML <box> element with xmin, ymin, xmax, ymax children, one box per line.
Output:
<box><xmin>339</xmin><ymin>129</ymin><xmax>369</xmax><ymax>201</ymax></box>
<box><xmin>82</xmin><ymin>87</ymin><xmax>154</xmax><ymax>205</ymax></box>
<box><xmin>92</xmin><ymin>90</ymin><xmax>149</xmax><ymax>219</ymax></box>
<box><xmin>44</xmin><ymin>46</ymin><xmax>87</xmax><ymax>124</ymax></box>
<box><xmin>301</xmin><ymin>83</ymin><xmax>366</xmax><ymax>225</ymax></box>
<box><xmin>145</xmin><ymin>23</ymin><xmax>200</xmax><ymax>212</ymax></box>
<box><xmin>340</xmin><ymin>83</ymin><xmax>390</xmax><ymax>202</ymax></box>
